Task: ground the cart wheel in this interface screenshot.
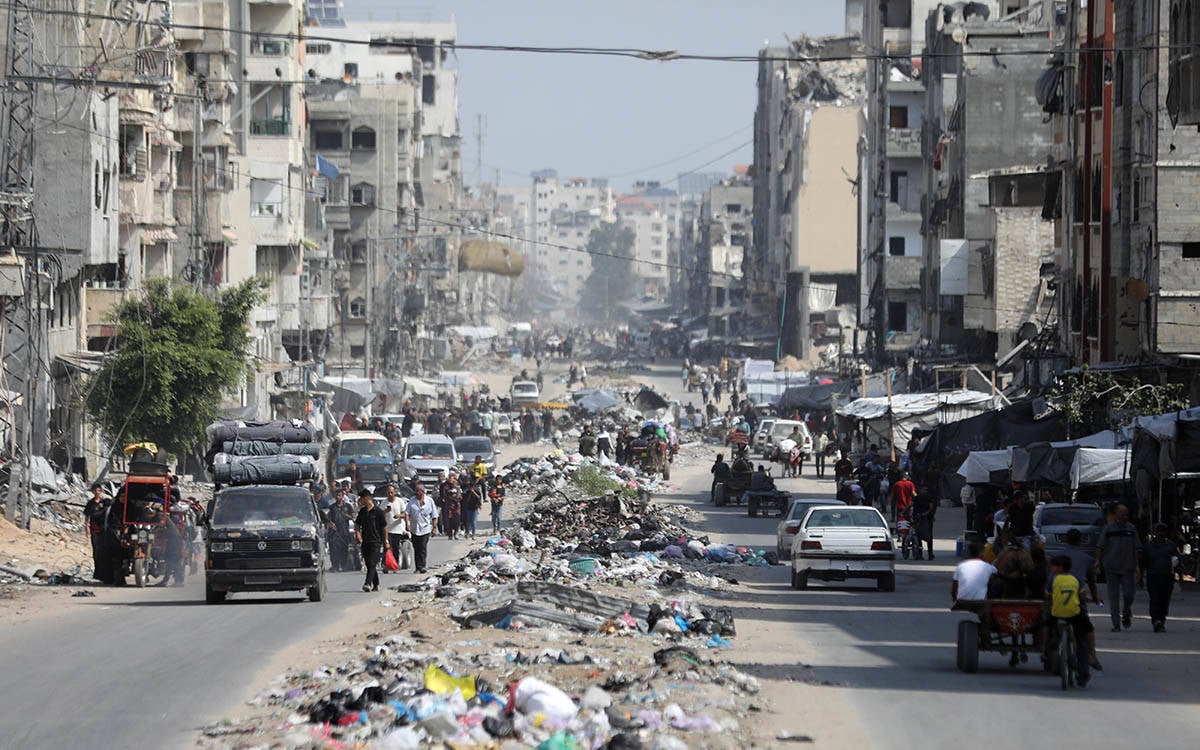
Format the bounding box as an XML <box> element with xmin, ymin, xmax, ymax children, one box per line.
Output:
<box><xmin>661</xmin><ymin>462</ymin><xmax>670</xmax><ymax>481</ymax></box>
<box><xmin>308</xmin><ymin>572</ymin><xmax>326</xmax><ymax>603</ymax></box>
<box><xmin>748</xmin><ymin>499</ymin><xmax>758</xmax><ymax>518</ymax></box>
<box><xmin>205</xmin><ymin>582</ymin><xmax>226</xmax><ymax>604</ymax></box>
<box><xmin>957</xmin><ymin>620</ymin><xmax>979</xmax><ymax>673</ymax></box>
<box><xmin>714</xmin><ymin>484</ymin><xmax>726</xmax><ymax>507</ymax></box>
<box><xmin>877</xmin><ymin>571</ymin><xmax>896</xmax><ymax>592</ymax></box>
<box><xmin>133</xmin><ymin>557</ymin><xmax>148</xmax><ymax>588</ymax></box>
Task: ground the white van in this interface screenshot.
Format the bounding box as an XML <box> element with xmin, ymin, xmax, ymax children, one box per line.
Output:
<box><xmin>765</xmin><ymin>420</ymin><xmax>813</xmax><ymax>458</ymax></box>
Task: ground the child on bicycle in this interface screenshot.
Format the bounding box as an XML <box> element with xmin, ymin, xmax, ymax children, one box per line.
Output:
<box><xmin>1043</xmin><ymin>555</ymin><xmax>1100</xmax><ymax>685</ymax></box>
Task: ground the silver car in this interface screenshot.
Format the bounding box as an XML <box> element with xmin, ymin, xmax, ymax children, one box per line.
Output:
<box><xmin>1033</xmin><ymin>502</ymin><xmax>1105</xmax><ymax>557</ymax></box>
<box><xmin>776</xmin><ymin>498</ymin><xmax>847</xmax><ymax>557</ymax></box>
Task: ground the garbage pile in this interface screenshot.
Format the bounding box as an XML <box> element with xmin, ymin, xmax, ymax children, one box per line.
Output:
<box><xmin>202</xmin><ymin>617</ymin><xmax>762</xmax><ymax>750</ymax></box>
<box><xmin>205</xmin><ymin>420</ymin><xmax>319</xmax><ymax>485</ymax></box>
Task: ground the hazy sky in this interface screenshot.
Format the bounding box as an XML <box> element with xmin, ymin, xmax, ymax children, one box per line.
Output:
<box><xmin>346</xmin><ymin>1</ymin><xmax>845</xmax><ymax>190</ymax></box>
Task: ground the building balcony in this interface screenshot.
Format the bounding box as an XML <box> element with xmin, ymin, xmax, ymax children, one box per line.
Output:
<box><xmin>886</xmin><ymin>127</ymin><xmax>921</xmax><ymax>158</ymax></box>
<box><xmin>884</xmin><ymin>255</ymin><xmax>922</xmax><ymax>291</ymax></box>
<box><xmin>887</xmin><ymin>195</ymin><xmax>922</xmax><ymax>219</ymax></box>
<box><xmin>250</xmin><ymin>118</ymin><xmax>291</xmax><ymax>137</ymax></box>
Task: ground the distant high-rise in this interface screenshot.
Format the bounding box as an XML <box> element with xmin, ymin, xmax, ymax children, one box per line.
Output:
<box><xmin>307</xmin><ymin>0</ymin><xmax>345</xmax><ymax>26</ymax></box>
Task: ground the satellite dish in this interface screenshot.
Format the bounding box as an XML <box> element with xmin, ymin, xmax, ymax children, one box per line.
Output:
<box><xmin>1017</xmin><ymin>321</ymin><xmax>1039</xmax><ymax>342</ymax></box>
<box><xmin>951</xmin><ymin>26</ymin><xmax>967</xmax><ymax>44</ymax></box>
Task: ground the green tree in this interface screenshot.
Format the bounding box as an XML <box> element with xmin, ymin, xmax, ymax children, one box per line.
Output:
<box><xmin>84</xmin><ymin>277</ymin><xmax>268</xmax><ymax>458</ymax></box>
<box><xmin>1049</xmin><ymin>365</ymin><xmax>1189</xmax><ymax>437</ymax></box>
<box><xmin>579</xmin><ymin>222</ymin><xmax>637</xmax><ymax>317</ymax></box>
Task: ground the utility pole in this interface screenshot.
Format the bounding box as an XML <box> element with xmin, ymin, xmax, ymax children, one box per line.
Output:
<box><xmin>1</xmin><ymin>0</ymin><xmax>42</xmax><ymax>527</ymax></box>
<box><xmin>863</xmin><ymin>0</ymin><xmax>888</xmax><ymax>367</ymax></box>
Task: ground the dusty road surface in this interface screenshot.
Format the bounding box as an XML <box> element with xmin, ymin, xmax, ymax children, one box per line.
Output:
<box><xmin>3</xmin><ymin>360</ymin><xmax>1199</xmax><ymax>749</ymax></box>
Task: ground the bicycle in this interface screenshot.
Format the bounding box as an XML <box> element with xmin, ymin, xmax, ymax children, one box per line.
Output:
<box><xmin>896</xmin><ymin>513</ymin><xmax>916</xmax><ymax>560</ymax></box>
<box><xmin>1048</xmin><ymin>617</ymin><xmax>1090</xmax><ymax>690</ymax></box>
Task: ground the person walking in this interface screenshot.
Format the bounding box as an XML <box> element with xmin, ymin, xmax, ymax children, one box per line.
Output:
<box><xmin>354</xmin><ymin>489</ymin><xmax>388</xmax><ymax>592</ymax></box>
<box><xmin>912</xmin><ymin>483</ymin><xmax>936</xmax><ymax>560</ymax></box>
<box><xmin>488</xmin><ymin>476</ymin><xmax>506</xmax><ymax>533</ymax></box>
<box><xmin>440</xmin><ymin>473</ymin><xmax>463</xmax><ymax>540</ymax></box>
<box><xmin>383</xmin><ymin>484</ymin><xmax>411</xmax><ymax>572</ymax></box>
<box><xmin>812</xmin><ymin>430</ymin><xmax>828</xmax><ymax>478</ymax></box>
<box><xmin>462</xmin><ymin>476</ymin><xmax>482</xmax><ymax>539</ymax></box>
<box><xmin>1142</xmin><ymin>523</ymin><xmax>1179</xmax><ymax>632</ymax></box>
<box><xmin>405</xmin><ymin>483</ymin><xmax>438</xmax><ymax>574</ymax></box>
<box><xmin>1098</xmin><ymin>503</ymin><xmax>1141</xmax><ymax>631</ymax></box>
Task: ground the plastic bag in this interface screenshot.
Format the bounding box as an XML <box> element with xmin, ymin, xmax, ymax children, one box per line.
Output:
<box><xmin>513</xmin><ymin>677</ymin><xmax>578</xmax><ymax>729</ymax></box>
<box><xmin>423</xmin><ymin>663</ymin><xmax>477</xmax><ymax>700</ymax></box>
<box><xmin>384</xmin><ymin>548</ymin><xmax>400</xmax><ymax>572</ymax></box>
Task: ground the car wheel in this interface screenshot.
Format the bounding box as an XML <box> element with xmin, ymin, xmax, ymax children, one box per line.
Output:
<box><xmin>205</xmin><ymin>582</ymin><xmax>226</xmax><ymax>604</ymax></box>
<box><xmin>877</xmin><ymin>571</ymin><xmax>896</xmax><ymax>592</ymax></box>
<box><xmin>308</xmin><ymin>572</ymin><xmax>326</xmax><ymax>602</ymax></box>
<box><xmin>794</xmin><ymin>570</ymin><xmax>808</xmax><ymax>590</ymax></box>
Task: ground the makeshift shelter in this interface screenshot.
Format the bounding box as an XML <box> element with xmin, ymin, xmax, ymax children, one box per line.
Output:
<box><xmin>574</xmin><ymin>389</ymin><xmax>620</xmax><ymax>414</ymax></box>
<box><xmin>1127</xmin><ymin>407</ymin><xmax>1200</xmax><ymax>523</ymax></box>
<box><xmin>958</xmin><ymin>444</ymin><xmax>1131</xmax><ymax>490</ymax></box>
<box><xmin>836</xmin><ymin>389</ymin><xmax>999</xmax><ymax>450</ymax></box>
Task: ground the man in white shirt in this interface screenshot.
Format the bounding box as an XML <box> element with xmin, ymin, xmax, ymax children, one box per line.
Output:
<box><xmin>952</xmin><ymin>544</ymin><xmax>997</xmax><ymax>602</ymax></box>
<box><xmin>405</xmin><ymin>482</ymin><xmax>439</xmax><ymax>574</ymax></box>
<box><xmin>383</xmin><ymin>484</ymin><xmax>412</xmax><ymax>571</ymax></box>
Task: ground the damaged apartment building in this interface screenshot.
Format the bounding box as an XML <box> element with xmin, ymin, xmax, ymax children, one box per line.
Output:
<box><xmin>854</xmin><ymin>0</ymin><xmax>1060</xmax><ymax>370</ymax></box>
<box><xmin>1038</xmin><ymin>0</ymin><xmax>1200</xmax><ymax>383</ymax></box>
<box><xmin>751</xmin><ymin>35</ymin><xmax>863</xmax><ymax>361</ymax></box>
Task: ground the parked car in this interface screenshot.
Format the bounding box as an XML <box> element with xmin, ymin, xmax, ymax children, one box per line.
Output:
<box><xmin>776</xmin><ymin>497</ymin><xmax>847</xmax><ymax>557</ymax></box>
<box><xmin>1034</xmin><ymin>502</ymin><xmax>1105</xmax><ymax>556</ymax></box>
<box><xmin>764</xmin><ymin>419</ymin><xmax>813</xmax><ymax>459</ymax></box>
<box><xmin>454</xmin><ymin>435</ymin><xmax>499</xmax><ymax>473</ymax></box>
<box><xmin>752</xmin><ymin>419</ymin><xmax>778</xmax><ymax>453</ymax></box>
<box><xmin>400</xmin><ymin>434</ymin><xmax>458</xmax><ymax>490</ymax></box>
<box><xmin>511</xmin><ymin>381</ymin><xmax>540</xmax><ymax>406</ymax></box>
<box><xmin>790</xmin><ymin>505</ymin><xmax>895</xmax><ymax>591</ymax></box>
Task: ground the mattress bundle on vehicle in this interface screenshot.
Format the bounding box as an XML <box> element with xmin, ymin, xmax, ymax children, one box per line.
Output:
<box><xmin>206</xmin><ymin>419</ymin><xmax>320</xmax><ymax>485</ymax></box>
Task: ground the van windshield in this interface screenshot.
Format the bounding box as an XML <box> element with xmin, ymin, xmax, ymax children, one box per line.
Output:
<box><xmin>513</xmin><ymin>384</ymin><xmax>537</xmax><ymax>395</ymax></box>
<box><xmin>339</xmin><ymin>438</ymin><xmax>392</xmax><ymax>459</ymax></box>
<box><xmin>406</xmin><ymin>442</ymin><xmax>454</xmax><ymax>459</ymax></box>
<box><xmin>211</xmin><ymin>488</ymin><xmax>316</xmax><ymax>528</ymax></box>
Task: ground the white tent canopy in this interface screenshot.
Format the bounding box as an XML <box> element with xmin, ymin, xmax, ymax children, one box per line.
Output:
<box><xmin>447</xmin><ymin>325</ymin><xmax>498</xmax><ymax>340</ymax></box>
<box><xmin>958</xmin><ymin>445</ymin><xmax>1131</xmax><ymax>488</ymax></box>
<box><xmin>837</xmin><ymin>389</ymin><xmax>999</xmax><ymax>448</ymax></box>
<box><xmin>957</xmin><ymin>450</ymin><xmax>1011</xmax><ymax>484</ymax></box>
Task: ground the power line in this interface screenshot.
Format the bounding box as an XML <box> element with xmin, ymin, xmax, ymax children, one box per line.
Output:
<box><xmin>0</xmin><ymin>3</ymin><xmax>1191</xmax><ymax>66</ymax></box>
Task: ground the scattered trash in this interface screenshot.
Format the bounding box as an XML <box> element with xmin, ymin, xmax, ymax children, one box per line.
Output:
<box><xmin>71</xmin><ymin>589</ymin><xmax>96</xmax><ymax>597</ymax></box>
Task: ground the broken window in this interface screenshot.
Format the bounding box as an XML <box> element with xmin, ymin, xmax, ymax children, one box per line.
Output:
<box><xmin>887</xmin><ymin>301</ymin><xmax>908</xmax><ymax>331</ymax></box>
<box><xmin>119</xmin><ymin>124</ymin><xmax>145</xmax><ymax>178</ymax></box>
<box><xmin>889</xmin><ymin>106</ymin><xmax>909</xmax><ymax>129</ymax></box>
<box><xmin>889</xmin><ymin>236</ymin><xmax>906</xmax><ymax>256</ymax></box>
<box><xmin>422</xmin><ymin>74</ymin><xmax>436</xmax><ymax>105</ymax></box>
<box><xmin>890</xmin><ymin>171</ymin><xmax>908</xmax><ymax>203</ymax></box>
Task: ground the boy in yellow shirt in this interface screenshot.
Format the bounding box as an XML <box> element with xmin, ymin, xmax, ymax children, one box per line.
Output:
<box><xmin>1043</xmin><ymin>555</ymin><xmax>1100</xmax><ymax>686</ymax></box>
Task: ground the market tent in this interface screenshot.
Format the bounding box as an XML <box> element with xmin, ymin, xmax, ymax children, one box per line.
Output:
<box><xmin>957</xmin><ymin>450</ymin><xmax>1011</xmax><ymax>484</ymax></box>
<box><xmin>1074</xmin><ymin>448</ymin><xmax>1132</xmax><ymax>486</ymax></box>
<box><xmin>779</xmin><ymin>380</ymin><xmax>856</xmax><ymax>412</ymax></box>
<box><xmin>837</xmin><ymin>389</ymin><xmax>998</xmax><ymax>448</ymax></box>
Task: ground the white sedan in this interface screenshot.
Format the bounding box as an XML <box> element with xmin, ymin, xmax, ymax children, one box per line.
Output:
<box><xmin>790</xmin><ymin>505</ymin><xmax>896</xmax><ymax>592</ymax></box>
<box><xmin>776</xmin><ymin>497</ymin><xmax>846</xmax><ymax>557</ymax></box>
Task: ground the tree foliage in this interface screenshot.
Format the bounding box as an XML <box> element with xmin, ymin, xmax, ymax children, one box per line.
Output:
<box><xmin>1049</xmin><ymin>365</ymin><xmax>1189</xmax><ymax>437</ymax></box>
<box><xmin>84</xmin><ymin>278</ymin><xmax>268</xmax><ymax>458</ymax></box>
<box><xmin>579</xmin><ymin>222</ymin><xmax>638</xmax><ymax>317</ymax></box>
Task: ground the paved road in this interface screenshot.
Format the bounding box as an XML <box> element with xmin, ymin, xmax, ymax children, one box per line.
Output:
<box><xmin>0</xmin><ymin>524</ymin><xmax>480</xmax><ymax>749</ymax></box>
<box><xmin>642</xmin><ymin>363</ymin><xmax>1200</xmax><ymax>749</ymax></box>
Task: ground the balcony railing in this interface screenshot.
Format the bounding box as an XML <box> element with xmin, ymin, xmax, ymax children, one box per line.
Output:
<box><xmin>250</xmin><ymin>118</ymin><xmax>290</xmax><ymax>136</ymax></box>
<box><xmin>250</xmin><ymin>38</ymin><xmax>291</xmax><ymax>57</ymax></box>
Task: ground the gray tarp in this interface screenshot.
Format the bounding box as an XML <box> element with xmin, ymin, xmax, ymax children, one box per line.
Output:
<box><xmin>210</xmin><ymin>454</ymin><xmax>318</xmax><ymax>485</ymax></box>
<box><xmin>449</xmin><ymin>580</ymin><xmax>652</xmax><ymax>631</ymax></box>
<box><xmin>206</xmin><ymin>420</ymin><xmax>316</xmax><ymax>446</ymax></box>
<box><xmin>575</xmin><ymin>390</ymin><xmax>620</xmax><ymax>413</ymax></box>
<box><xmin>220</xmin><ymin>441</ymin><xmax>320</xmax><ymax>458</ymax></box>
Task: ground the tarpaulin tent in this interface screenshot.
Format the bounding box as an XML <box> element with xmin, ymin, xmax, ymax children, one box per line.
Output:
<box><xmin>446</xmin><ymin>326</ymin><xmax>498</xmax><ymax>340</ymax></box>
<box><xmin>836</xmin><ymin>389</ymin><xmax>998</xmax><ymax>449</ymax></box>
<box><xmin>403</xmin><ymin>376</ymin><xmax>438</xmax><ymax>397</ymax></box>
<box><xmin>634</xmin><ymin>388</ymin><xmax>669</xmax><ymax>413</ymax></box>
<box><xmin>957</xmin><ymin>450</ymin><xmax>1011</xmax><ymax>485</ymax></box>
<box><xmin>778</xmin><ymin>380</ymin><xmax>857</xmax><ymax>412</ymax></box>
